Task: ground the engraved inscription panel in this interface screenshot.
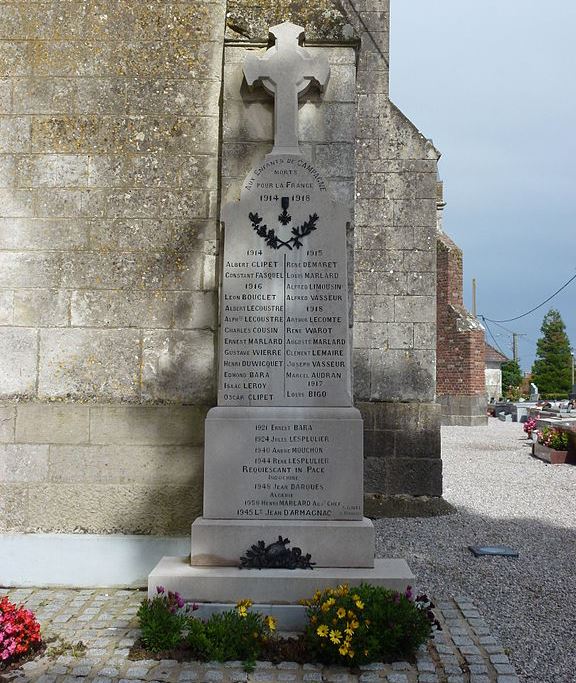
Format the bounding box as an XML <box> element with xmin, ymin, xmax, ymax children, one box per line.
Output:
<box><xmin>204</xmin><ymin>411</ymin><xmax>363</xmax><ymax>521</ymax></box>
<box><xmin>220</xmin><ymin>156</ymin><xmax>351</xmax><ymax>408</ymax></box>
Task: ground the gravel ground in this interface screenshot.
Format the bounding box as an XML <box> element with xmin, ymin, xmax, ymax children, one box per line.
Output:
<box><xmin>374</xmin><ymin>419</ymin><xmax>576</xmax><ymax>683</ymax></box>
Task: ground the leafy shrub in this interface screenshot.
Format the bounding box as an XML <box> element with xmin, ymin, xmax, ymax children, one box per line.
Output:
<box><xmin>0</xmin><ymin>596</ymin><xmax>42</xmax><ymax>666</ymax></box>
<box><xmin>302</xmin><ymin>584</ymin><xmax>436</xmax><ymax>666</ymax></box>
<box><xmin>138</xmin><ymin>591</ymin><xmax>276</xmax><ymax>662</ymax></box>
<box><xmin>137</xmin><ymin>587</ymin><xmax>189</xmax><ymax>652</ymax></box>
<box><xmin>137</xmin><ymin>585</ymin><xmax>437</xmax><ymax>666</ymax></box>
<box><xmin>537</xmin><ymin>427</ymin><xmax>569</xmax><ymax>451</ymax></box>
<box><xmin>195</xmin><ymin>600</ymin><xmax>274</xmax><ymax>663</ymax></box>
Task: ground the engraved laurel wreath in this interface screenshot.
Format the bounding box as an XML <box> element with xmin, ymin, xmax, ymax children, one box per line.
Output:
<box><xmin>249</xmin><ymin>197</ymin><xmax>318</xmax><ymax>250</ymax></box>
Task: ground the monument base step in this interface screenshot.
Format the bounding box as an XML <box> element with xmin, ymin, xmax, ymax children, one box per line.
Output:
<box><xmin>148</xmin><ymin>556</ymin><xmax>414</xmax><ymax>604</ymax></box>
<box><xmin>190</xmin><ymin>517</ymin><xmax>375</xmax><ymax>568</ymax></box>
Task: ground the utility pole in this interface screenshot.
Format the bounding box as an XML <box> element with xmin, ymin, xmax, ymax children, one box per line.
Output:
<box><xmin>512</xmin><ymin>332</ymin><xmax>526</xmax><ymax>363</ymax></box>
<box><xmin>472</xmin><ymin>278</ymin><xmax>477</xmax><ymax>318</ymax></box>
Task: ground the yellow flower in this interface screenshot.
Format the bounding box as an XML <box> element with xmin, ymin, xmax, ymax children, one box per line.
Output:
<box><xmin>236</xmin><ymin>598</ymin><xmax>253</xmax><ymax>610</ymax></box>
<box><xmin>321</xmin><ymin>601</ymin><xmax>331</xmax><ymax>613</ymax></box>
<box><xmin>329</xmin><ymin>629</ymin><xmax>342</xmax><ymax>644</ymax></box>
<box><xmin>352</xmin><ymin>594</ymin><xmax>360</xmax><ymax>601</ymax></box>
<box><xmin>326</xmin><ymin>597</ymin><xmax>336</xmax><ymax>607</ymax></box>
<box><xmin>310</xmin><ymin>615</ymin><xmax>317</xmax><ymax>624</ymax></box>
<box><xmin>355</xmin><ymin>600</ymin><xmax>364</xmax><ymax>610</ymax></box>
<box><xmin>313</xmin><ymin>591</ymin><xmax>322</xmax><ymax>601</ymax></box>
<box><xmin>364</xmin><ymin>649</ymin><xmax>369</xmax><ymax>656</ymax></box>
<box><xmin>266</xmin><ymin>616</ymin><xmax>277</xmax><ymax>632</ymax></box>
<box><xmin>338</xmin><ymin>645</ymin><xmax>348</xmax><ymax>656</ymax></box>
<box><xmin>347</xmin><ymin>610</ymin><xmax>356</xmax><ymax>620</ymax></box>
<box><xmin>336</xmin><ymin>607</ymin><xmax>346</xmax><ymax>619</ymax></box>
<box><xmin>348</xmin><ymin>649</ymin><xmax>355</xmax><ymax>658</ymax></box>
<box><xmin>344</xmin><ymin>626</ymin><xmax>354</xmax><ymax>636</ymax></box>
<box><xmin>351</xmin><ymin>620</ymin><xmax>360</xmax><ymax>630</ymax></box>
<box><xmin>317</xmin><ymin>624</ymin><xmax>329</xmax><ymax>638</ymax></box>
<box><xmin>237</xmin><ymin>605</ymin><xmax>248</xmax><ymax>617</ymax></box>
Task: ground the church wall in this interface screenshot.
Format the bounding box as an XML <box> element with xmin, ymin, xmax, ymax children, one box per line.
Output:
<box><xmin>0</xmin><ymin>1</ymin><xmax>226</xmax><ymax>534</ymax></box>
<box><xmin>1</xmin><ymin>0</ymin><xmax>446</xmax><ymax>541</ymax></box>
<box><xmin>340</xmin><ymin>1</ymin><xmax>443</xmax><ymax>510</ymax></box>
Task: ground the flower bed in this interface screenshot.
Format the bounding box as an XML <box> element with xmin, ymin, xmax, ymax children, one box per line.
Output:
<box><xmin>132</xmin><ymin>585</ymin><xmax>440</xmax><ymax>668</ymax></box>
<box><xmin>0</xmin><ymin>597</ymin><xmax>42</xmax><ymax>670</ymax></box>
<box><xmin>532</xmin><ymin>426</ymin><xmax>575</xmax><ymax>465</ymax></box>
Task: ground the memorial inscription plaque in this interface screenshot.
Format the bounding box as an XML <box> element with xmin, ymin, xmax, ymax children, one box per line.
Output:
<box><xmin>219</xmin><ymin>156</ymin><xmax>352</xmax><ymax>408</ymax></box>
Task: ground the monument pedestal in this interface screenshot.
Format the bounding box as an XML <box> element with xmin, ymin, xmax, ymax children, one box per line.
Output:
<box><xmin>190</xmin><ymin>517</ymin><xmax>375</xmax><ymax>568</ymax></box>
<box><xmin>203</xmin><ymin>407</ymin><xmax>364</xmax><ymax>521</ymax></box>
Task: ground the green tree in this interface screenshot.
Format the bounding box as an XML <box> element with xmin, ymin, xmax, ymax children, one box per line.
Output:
<box><xmin>531</xmin><ymin>309</ymin><xmax>573</xmax><ymax>398</ymax></box>
<box><xmin>501</xmin><ymin>359</ymin><xmax>522</xmax><ymax>398</ymax></box>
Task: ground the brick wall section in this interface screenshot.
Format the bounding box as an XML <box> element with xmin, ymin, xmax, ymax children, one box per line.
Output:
<box><xmin>436</xmin><ymin>231</ymin><xmax>486</xmax><ymax>396</ymax></box>
<box><xmin>341</xmin><ymin>0</ymin><xmax>442</xmax><ymax>502</ymax></box>
<box><xmin>0</xmin><ymin>1</ymin><xmax>226</xmax><ymax>533</ymax></box>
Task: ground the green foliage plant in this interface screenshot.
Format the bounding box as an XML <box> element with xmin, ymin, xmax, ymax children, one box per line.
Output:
<box><xmin>137</xmin><ymin>587</ymin><xmax>188</xmax><ymax>653</ymax></box>
<box><xmin>194</xmin><ymin>600</ymin><xmax>273</xmax><ymax>663</ymax></box>
<box><xmin>302</xmin><ymin>583</ymin><xmax>436</xmax><ymax>666</ymax></box>
<box><xmin>531</xmin><ymin>309</ymin><xmax>573</xmax><ymax>398</ymax></box>
<box><xmin>138</xmin><ymin>591</ymin><xmax>277</xmax><ymax>662</ymax></box>
<box><xmin>537</xmin><ymin>427</ymin><xmax>569</xmax><ymax>451</ymax></box>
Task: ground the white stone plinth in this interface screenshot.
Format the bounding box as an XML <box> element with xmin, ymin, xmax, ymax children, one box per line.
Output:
<box><xmin>148</xmin><ymin>556</ymin><xmax>414</xmax><ymax>604</ymax></box>
<box><xmin>190</xmin><ymin>517</ymin><xmax>375</xmax><ymax>568</ymax></box>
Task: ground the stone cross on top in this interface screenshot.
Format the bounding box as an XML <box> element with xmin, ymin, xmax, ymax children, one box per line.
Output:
<box><xmin>244</xmin><ymin>22</ymin><xmax>330</xmax><ymax>156</ymax></box>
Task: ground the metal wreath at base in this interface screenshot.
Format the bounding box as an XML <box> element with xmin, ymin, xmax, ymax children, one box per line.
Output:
<box><xmin>239</xmin><ymin>536</ymin><xmax>315</xmax><ymax>569</ymax></box>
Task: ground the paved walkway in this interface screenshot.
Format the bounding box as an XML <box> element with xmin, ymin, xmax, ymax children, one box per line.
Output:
<box><xmin>0</xmin><ymin>588</ymin><xmax>519</xmax><ymax>683</ymax></box>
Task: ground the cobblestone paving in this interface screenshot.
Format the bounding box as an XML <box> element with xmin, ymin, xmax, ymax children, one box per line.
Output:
<box><xmin>0</xmin><ymin>589</ymin><xmax>520</xmax><ymax>683</ymax></box>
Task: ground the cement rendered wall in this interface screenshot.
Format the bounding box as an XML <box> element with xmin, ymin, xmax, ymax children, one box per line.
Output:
<box><xmin>0</xmin><ymin>0</ymin><xmax>225</xmax><ymax>534</ymax></box>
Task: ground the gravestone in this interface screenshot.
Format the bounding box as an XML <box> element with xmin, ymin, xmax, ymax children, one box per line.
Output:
<box><xmin>149</xmin><ymin>22</ymin><xmax>412</xmax><ymax>610</ymax></box>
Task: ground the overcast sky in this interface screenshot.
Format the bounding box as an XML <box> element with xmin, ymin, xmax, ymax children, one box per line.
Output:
<box><xmin>389</xmin><ymin>0</ymin><xmax>576</xmax><ymax>374</ymax></box>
